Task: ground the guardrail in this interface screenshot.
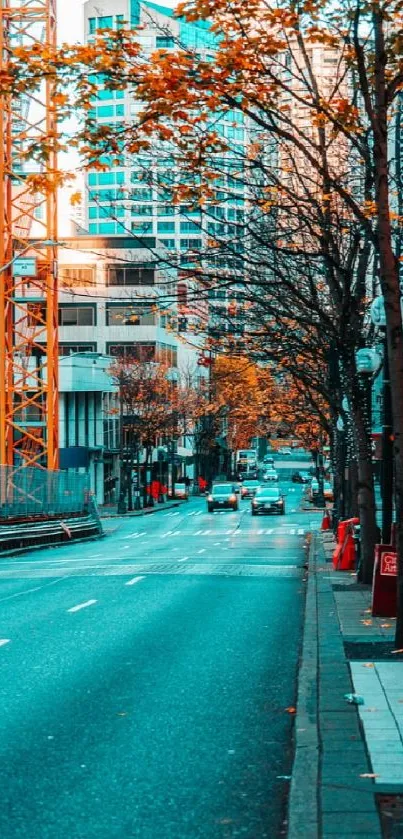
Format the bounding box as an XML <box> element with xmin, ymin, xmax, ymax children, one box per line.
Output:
<box><xmin>0</xmin><ymin>513</ymin><xmax>103</xmax><ymax>556</ymax></box>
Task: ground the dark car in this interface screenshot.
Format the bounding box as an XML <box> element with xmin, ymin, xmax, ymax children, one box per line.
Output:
<box><xmin>292</xmin><ymin>470</ymin><xmax>310</xmax><ymax>484</ymax></box>
<box><xmin>240</xmin><ymin>479</ymin><xmax>261</xmax><ymax>499</ymax></box>
<box><xmin>251</xmin><ymin>486</ymin><xmax>286</xmax><ymax>515</ymax></box>
<box><xmin>207</xmin><ymin>483</ymin><xmax>238</xmax><ymax>512</ymax></box>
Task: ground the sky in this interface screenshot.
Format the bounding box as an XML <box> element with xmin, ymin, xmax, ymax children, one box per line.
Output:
<box><xmin>57</xmin><ymin>0</ymin><xmax>85</xmax><ymax>44</ymax></box>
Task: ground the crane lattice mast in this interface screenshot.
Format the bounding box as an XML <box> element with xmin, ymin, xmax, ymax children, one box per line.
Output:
<box><xmin>0</xmin><ymin>0</ymin><xmax>58</xmax><ymax>469</ymax></box>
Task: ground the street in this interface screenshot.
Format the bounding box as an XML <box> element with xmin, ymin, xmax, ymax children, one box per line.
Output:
<box><xmin>0</xmin><ymin>481</ymin><xmax>321</xmax><ymax>839</ymax></box>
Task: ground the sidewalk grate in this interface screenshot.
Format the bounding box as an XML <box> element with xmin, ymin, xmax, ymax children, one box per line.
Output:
<box><xmin>377</xmin><ymin>794</ymin><xmax>403</xmax><ymax>838</ymax></box>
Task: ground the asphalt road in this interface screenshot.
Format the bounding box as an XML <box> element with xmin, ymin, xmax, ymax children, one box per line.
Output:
<box><xmin>0</xmin><ymin>481</ymin><xmax>321</xmax><ymax>839</ymax></box>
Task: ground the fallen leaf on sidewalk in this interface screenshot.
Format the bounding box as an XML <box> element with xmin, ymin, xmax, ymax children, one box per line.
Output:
<box><xmin>359</xmin><ymin>773</ymin><xmax>379</xmax><ymax>778</ymax></box>
<box><xmin>285</xmin><ymin>707</ymin><xmax>296</xmax><ymax>714</ymax></box>
<box><xmin>277</xmin><ymin>775</ymin><xmax>292</xmax><ymax>780</ymax></box>
<box><xmin>391</xmin><ymin>649</ymin><xmax>403</xmax><ymax>654</ymax></box>
<box><xmin>362</xmin><ymin>663</ymin><xmax>374</xmax><ymax>668</ymax></box>
<box><xmin>361</xmin><ymin>619</ymin><xmax>373</xmax><ymax>626</ymax></box>
<box><xmin>380</xmin><ymin>622</ymin><xmax>392</xmax><ymax>628</ymax></box>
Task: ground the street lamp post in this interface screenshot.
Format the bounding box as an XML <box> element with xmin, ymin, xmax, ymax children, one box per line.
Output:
<box><xmin>370</xmin><ymin>299</ymin><xmax>394</xmax><ymax>543</ymax></box>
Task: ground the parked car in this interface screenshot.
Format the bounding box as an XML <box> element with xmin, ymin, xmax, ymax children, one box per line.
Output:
<box><xmin>309</xmin><ymin>479</ymin><xmax>334</xmax><ymax>503</ymax></box>
<box><xmin>207</xmin><ymin>483</ymin><xmax>238</xmax><ymax>512</ymax></box>
<box><xmin>251</xmin><ymin>487</ymin><xmax>286</xmax><ymax>515</ymax></box>
<box><xmin>278</xmin><ymin>447</ymin><xmax>292</xmax><ymax>456</ymax></box>
<box><xmin>292</xmin><ymin>470</ymin><xmax>310</xmax><ymax>484</ymax></box>
<box><xmin>262</xmin><ymin>469</ymin><xmax>279</xmax><ymax>483</ymax></box>
<box><xmin>174</xmin><ymin>482</ymin><xmax>189</xmax><ymax>500</ymax></box>
<box><xmin>240</xmin><ymin>479</ymin><xmax>261</xmax><ymax>499</ymax></box>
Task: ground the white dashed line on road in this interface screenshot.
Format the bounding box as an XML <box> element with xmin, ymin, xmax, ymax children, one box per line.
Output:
<box><xmin>0</xmin><ymin>639</ymin><xmax>10</xmax><ymax>647</ymax></box>
<box><xmin>178</xmin><ymin>556</ymin><xmax>189</xmax><ymax>563</ymax></box>
<box><xmin>198</xmin><ymin>548</ymin><xmax>206</xmax><ymax>554</ymax></box>
<box><xmin>125</xmin><ymin>576</ymin><xmax>145</xmax><ymax>586</ymax></box>
<box><xmin>67</xmin><ymin>600</ymin><xmax>97</xmax><ymax>614</ymax></box>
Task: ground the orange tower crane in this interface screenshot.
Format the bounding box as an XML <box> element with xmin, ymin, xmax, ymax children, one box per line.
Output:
<box><xmin>0</xmin><ymin>0</ymin><xmax>58</xmax><ymax>470</ymax></box>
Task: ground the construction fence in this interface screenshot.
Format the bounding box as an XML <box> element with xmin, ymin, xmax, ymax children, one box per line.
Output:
<box><xmin>0</xmin><ymin>466</ymin><xmax>90</xmax><ymax>521</ymax></box>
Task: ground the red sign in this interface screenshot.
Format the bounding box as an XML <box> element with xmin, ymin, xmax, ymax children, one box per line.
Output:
<box><xmin>380</xmin><ymin>552</ymin><xmax>397</xmax><ymax>577</ymax></box>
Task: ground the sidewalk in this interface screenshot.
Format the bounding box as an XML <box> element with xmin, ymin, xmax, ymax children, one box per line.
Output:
<box><xmin>288</xmin><ymin>530</ymin><xmax>402</xmax><ymax>838</ymax></box>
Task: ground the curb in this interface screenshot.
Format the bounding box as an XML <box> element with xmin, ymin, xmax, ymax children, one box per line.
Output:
<box><xmin>99</xmin><ymin>501</ymin><xmax>182</xmax><ymax>519</ymax></box>
<box><xmin>287</xmin><ymin>532</ymin><xmax>320</xmax><ymax>838</ymax></box>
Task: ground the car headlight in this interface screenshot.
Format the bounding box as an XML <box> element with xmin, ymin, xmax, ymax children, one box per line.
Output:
<box><xmin>207</xmin><ymin>495</ymin><xmax>213</xmax><ymax>502</ymax></box>
<box><xmin>229</xmin><ymin>494</ymin><xmax>236</xmax><ymax>502</ymax></box>
<box><xmin>252</xmin><ymin>499</ymin><xmax>258</xmax><ymax>506</ymax></box>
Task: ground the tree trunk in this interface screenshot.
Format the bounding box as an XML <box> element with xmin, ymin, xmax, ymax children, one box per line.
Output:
<box><xmin>373</xmin><ymin>10</ymin><xmax>403</xmax><ymax>644</ymax></box>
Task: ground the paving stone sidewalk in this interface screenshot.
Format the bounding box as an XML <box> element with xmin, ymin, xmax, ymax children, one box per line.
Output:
<box><xmin>287</xmin><ymin>530</ymin><xmax>403</xmax><ymax>838</ymax></box>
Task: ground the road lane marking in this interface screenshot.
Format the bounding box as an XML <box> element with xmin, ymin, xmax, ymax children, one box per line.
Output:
<box><xmin>171</xmin><ymin>531</ymin><xmax>182</xmax><ymax>535</ymax></box>
<box><xmin>178</xmin><ymin>556</ymin><xmax>189</xmax><ymax>563</ymax></box>
<box><xmin>0</xmin><ymin>639</ymin><xmax>10</xmax><ymax>647</ymax></box>
<box><xmin>198</xmin><ymin>548</ymin><xmax>206</xmax><ymax>554</ymax></box>
<box><xmin>195</xmin><ymin>529</ymin><xmax>203</xmax><ymax>535</ymax></box>
<box><xmin>67</xmin><ymin>599</ymin><xmax>97</xmax><ymax>613</ymax></box>
<box><xmin>125</xmin><ymin>576</ymin><xmax>145</xmax><ymax>586</ymax></box>
<box><xmin>0</xmin><ymin>578</ymin><xmax>65</xmax><ymax>603</ymax></box>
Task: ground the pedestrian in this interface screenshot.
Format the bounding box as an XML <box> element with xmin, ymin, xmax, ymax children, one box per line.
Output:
<box><xmin>184</xmin><ymin>476</ymin><xmax>191</xmax><ymax>489</ymax></box>
<box><xmin>198</xmin><ymin>476</ymin><xmax>207</xmax><ymax>494</ymax></box>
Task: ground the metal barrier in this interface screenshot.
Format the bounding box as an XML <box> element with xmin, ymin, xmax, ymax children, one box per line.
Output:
<box><xmin>0</xmin><ymin>466</ymin><xmax>89</xmax><ymax>520</ymax></box>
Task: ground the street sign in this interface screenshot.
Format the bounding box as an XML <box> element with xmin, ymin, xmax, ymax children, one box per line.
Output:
<box><xmin>380</xmin><ymin>551</ymin><xmax>397</xmax><ymax>576</ymax></box>
<box><xmin>12</xmin><ymin>256</ymin><xmax>37</xmax><ymax>277</ymax></box>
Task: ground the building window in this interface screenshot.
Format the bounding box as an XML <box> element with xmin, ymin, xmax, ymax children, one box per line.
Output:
<box><xmin>59</xmin><ymin>343</ymin><xmax>97</xmax><ymax>356</ymax></box>
<box><xmin>106</xmin><ymin>265</ymin><xmax>155</xmax><ymax>286</ymax></box>
<box><xmin>59</xmin><ymin>266</ymin><xmax>95</xmax><ymax>287</ymax></box>
<box><xmin>158</xmin><ymin>239</ymin><xmax>176</xmax><ymax>249</ymax></box>
<box><xmin>131</xmin><ymin>205</ymin><xmax>153</xmax><ymax>216</ymax></box>
<box><xmin>180</xmin><ymin>221</ymin><xmax>201</xmax><ymax>233</ymax></box>
<box><xmin>131</xmin><ymin>221</ymin><xmax>153</xmax><ymax>234</ymax></box>
<box><xmin>98</xmin><ymin>15</ymin><xmax>113</xmax><ymax>29</ymax></box>
<box><xmin>106</xmin><ymin>342</ymin><xmax>156</xmax><ymax>361</ymax></box>
<box><xmin>156</xmin><ymin>36</ymin><xmax>175</xmax><ymax>48</ymax></box>
<box><xmin>106</xmin><ymin>304</ymin><xmax>156</xmax><ymax>326</ymax></box>
<box><xmin>157</xmin><ymin>221</ymin><xmax>175</xmax><ymax>233</ymax></box>
<box><xmin>157</xmin><ymin>343</ymin><xmax>177</xmax><ymax>366</ymax></box>
<box><xmin>180</xmin><ymin>238</ymin><xmax>202</xmax><ymax>250</ymax></box>
<box><xmin>157</xmin><ymin>205</ymin><xmax>175</xmax><ymax>216</ymax></box>
<box><xmin>88</xmin><ymin>17</ymin><xmax>96</xmax><ymax>34</ymax></box>
<box><xmin>59</xmin><ymin>305</ymin><xmax>96</xmax><ymax>326</ymax></box>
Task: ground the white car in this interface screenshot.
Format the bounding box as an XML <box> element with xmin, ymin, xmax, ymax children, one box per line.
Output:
<box><xmin>263</xmin><ymin>469</ymin><xmax>278</xmax><ymax>483</ymax></box>
<box><xmin>278</xmin><ymin>447</ymin><xmax>292</xmax><ymax>456</ymax></box>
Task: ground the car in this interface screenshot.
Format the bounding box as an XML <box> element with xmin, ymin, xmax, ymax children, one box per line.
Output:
<box><xmin>292</xmin><ymin>470</ymin><xmax>310</xmax><ymax>484</ymax></box>
<box><xmin>173</xmin><ymin>482</ymin><xmax>189</xmax><ymax>500</ymax></box>
<box><xmin>240</xmin><ymin>479</ymin><xmax>261</xmax><ymax>499</ymax></box>
<box><xmin>262</xmin><ymin>455</ymin><xmax>275</xmax><ymax>467</ymax></box>
<box><xmin>262</xmin><ymin>469</ymin><xmax>278</xmax><ymax>483</ymax></box>
<box><xmin>309</xmin><ymin>479</ymin><xmax>334</xmax><ymax>503</ymax></box>
<box><xmin>207</xmin><ymin>483</ymin><xmax>238</xmax><ymax>512</ymax></box>
<box><xmin>278</xmin><ymin>447</ymin><xmax>292</xmax><ymax>456</ymax></box>
<box><xmin>251</xmin><ymin>487</ymin><xmax>286</xmax><ymax>515</ymax></box>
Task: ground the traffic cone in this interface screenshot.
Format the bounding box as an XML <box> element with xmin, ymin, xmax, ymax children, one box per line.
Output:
<box><xmin>321</xmin><ymin>509</ymin><xmax>331</xmax><ymax>530</ymax></box>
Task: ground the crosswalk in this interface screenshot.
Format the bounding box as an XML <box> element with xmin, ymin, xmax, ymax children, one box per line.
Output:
<box><xmin>159</xmin><ymin>527</ymin><xmax>306</xmax><ymax>538</ymax></box>
<box><xmin>0</xmin><ymin>562</ymin><xmax>301</xmax><ymax>580</ymax></box>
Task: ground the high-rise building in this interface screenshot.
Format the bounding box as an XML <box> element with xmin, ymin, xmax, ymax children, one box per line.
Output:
<box><xmin>83</xmin><ymin>0</ymin><xmax>248</xmax><ymax>336</ymax></box>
